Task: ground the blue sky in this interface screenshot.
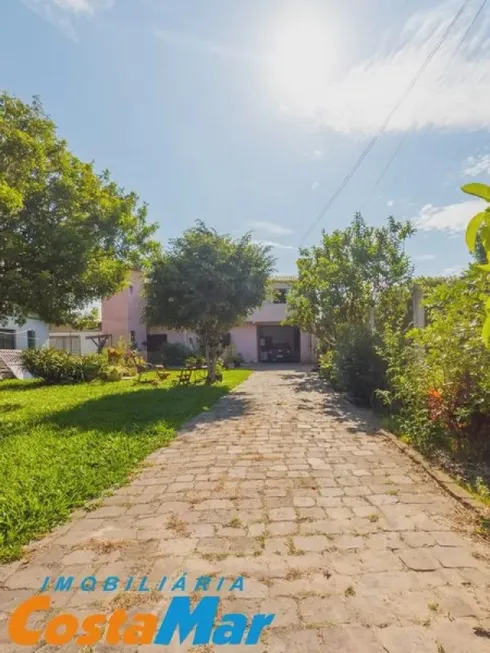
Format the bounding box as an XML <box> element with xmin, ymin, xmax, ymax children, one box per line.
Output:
<box><xmin>2</xmin><ymin>0</ymin><xmax>490</xmax><ymax>276</ymax></box>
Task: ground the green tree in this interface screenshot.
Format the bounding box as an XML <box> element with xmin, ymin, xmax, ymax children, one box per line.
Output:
<box><xmin>287</xmin><ymin>213</ymin><xmax>414</xmax><ymax>347</ymax></box>
<box><xmin>462</xmin><ymin>182</ymin><xmax>490</xmax><ymax>344</ymax></box>
<box><xmin>0</xmin><ymin>92</ymin><xmax>158</xmax><ymax>325</ymax></box>
<box><xmin>145</xmin><ymin>222</ymin><xmax>275</xmax><ymax>382</ymax></box>
<box><xmin>68</xmin><ymin>306</ymin><xmax>100</xmax><ymax>331</ymax></box>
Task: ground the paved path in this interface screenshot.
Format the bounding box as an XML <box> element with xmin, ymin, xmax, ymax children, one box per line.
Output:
<box><xmin>1</xmin><ymin>369</ymin><xmax>490</xmax><ymax>652</ymax></box>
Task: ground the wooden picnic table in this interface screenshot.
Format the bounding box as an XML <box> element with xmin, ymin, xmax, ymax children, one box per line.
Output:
<box><xmin>175</xmin><ymin>365</ymin><xmax>208</xmax><ymax>386</ymax></box>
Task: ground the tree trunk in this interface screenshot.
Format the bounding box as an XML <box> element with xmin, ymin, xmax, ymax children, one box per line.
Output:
<box><xmin>203</xmin><ymin>338</ymin><xmax>218</xmax><ymax>384</ymax></box>
<box><xmin>207</xmin><ymin>348</ymin><xmax>217</xmax><ymax>384</ymax></box>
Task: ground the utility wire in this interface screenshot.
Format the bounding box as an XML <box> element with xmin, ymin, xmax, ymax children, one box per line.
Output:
<box><xmin>299</xmin><ymin>0</ymin><xmax>473</xmax><ymax>245</ymax></box>
<box><xmin>359</xmin><ymin>0</ymin><xmax>488</xmax><ymax>213</ymax></box>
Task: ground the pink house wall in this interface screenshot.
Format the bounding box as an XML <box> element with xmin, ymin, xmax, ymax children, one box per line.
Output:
<box><xmin>102</xmin><ymin>270</ymin><xmax>146</xmax><ymax>349</ymax></box>
<box><xmin>230</xmin><ymin>325</ymin><xmax>258</xmax><ymax>363</ymax></box>
<box><xmin>127</xmin><ymin>271</ymin><xmax>146</xmax><ymax>350</ymax></box>
<box><xmin>102</xmin><ymin>289</ymin><xmax>129</xmax><ymax>346</ymax></box>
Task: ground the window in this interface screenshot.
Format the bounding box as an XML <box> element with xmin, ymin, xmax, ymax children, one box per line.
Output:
<box><xmin>222</xmin><ymin>333</ymin><xmax>231</xmax><ymax>347</ymax></box>
<box><xmin>49</xmin><ymin>336</ymin><xmax>81</xmax><ymax>355</ymax></box>
<box><xmin>0</xmin><ymin>329</ymin><xmax>16</xmax><ymax>349</ymax></box>
<box><xmin>130</xmin><ymin>330</ymin><xmax>136</xmax><ymax>343</ymax></box>
<box><xmin>273</xmin><ymin>288</ymin><xmax>288</xmax><ymax>304</ymax></box>
<box><xmin>129</xmin><ymin>284</ymin><xmax>134</xmax><ymax>295</ymax></box>
<box><xmin>146</xmin><ymin>334</ymin><xmax>167</xmax><ymax>352</ymax></box>
<box><xmin>27</xmin><ymin>330</ymin><xmax>36</xmax><ymax>349</ymax></box>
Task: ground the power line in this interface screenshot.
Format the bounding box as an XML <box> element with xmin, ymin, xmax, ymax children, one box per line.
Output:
<box><xmin>360</xmin><ymin>0</ymin><xmax>488</xmax><ymax>213</ymax></box>
<box><xmin>299</xmin><ymin>0</ymin><xmax>473</xmax><ymax>245</ymax></box>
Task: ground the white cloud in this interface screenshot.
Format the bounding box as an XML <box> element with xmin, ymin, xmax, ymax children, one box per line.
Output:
<box><xmin>413</xmin><ymin>199</ymin><xmax>486</xmax><ymax>233</ymax></box>
<box><xmin>443</xmin><ymin>264</ymin><xmax>466</xmax><ymax>276</ymax></box>
<box><xmin>277</xmin><ymin>2</ymin><xmax>490</xmax><ymax>134</ymax></box>
<box><xmin>154</xmin><ymin>28</ymin><xmax>257</xmax><ymax>59</ymax></box>
<box><xmin>22</xmin><ymin>0</ymin><xmax>113</xmax><ymax>38</ymax></box>
<box><xmin>387</xmin><ymin>200</ymin><xmax>394</xmax><ymax>207</ymax></box>
<box><xmin>253</xmin><ymin>239</ymin><xmax>296</xmax><ymax>250</ymax></box>
<box><xmin>463</xmin><ymin>154</ymin><xmax>490</xmax><ymax>176</ymax></box>
<box><xmin>248</xmin><ymin>220</ymin><xmax>293</xmax><ymax>235</ymax></box>
<box><xmin>415</xmin><ymin>254</ymin><xmax>437</xmax><ymax>261</ymax></box>
<box><xmin>311</xmin><ymin>181</ymin><xmax>320</xmax><ymax>191</ymax></box>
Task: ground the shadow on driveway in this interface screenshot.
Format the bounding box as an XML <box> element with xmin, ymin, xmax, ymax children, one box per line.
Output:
<box><xmin>283</xmin><ymin>370</ymin><xmax>381</xmax><ymax>436</ymax></box>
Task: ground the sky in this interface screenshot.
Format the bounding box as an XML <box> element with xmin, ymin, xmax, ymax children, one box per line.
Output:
<box><xmin>2</xmin><ymin>0</ymin><xmax>490</xmax><ymax>277</ymax></box>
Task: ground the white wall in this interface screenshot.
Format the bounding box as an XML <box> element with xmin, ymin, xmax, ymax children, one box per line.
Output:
<box><xmin>1</xmin><ymin>317</ymin><xmax>49</xmax><ymax>350</ymax></box>
<box><xmin>247</xmin><ymin>282</ymin><xmax>291</xmax><ymax>323</ymax></box>
<box><xmin>49</xmin><ymin>331</ymin><xmax>102</xmax><ymax>355</ymax></box>
<box><xmin>300</xmin><ymin>331</ymin><xmax>315</xmax><ymax>364</ymax></box>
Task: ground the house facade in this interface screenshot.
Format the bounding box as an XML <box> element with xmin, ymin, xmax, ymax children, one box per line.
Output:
<box><xmin>101</xmin><ymin>274</ymin><xmax>316</xmax><ymax>364</ymax></box>
<box><xmin>0</xmin><ymin>316</ymin><xmax>49</xmax><ymax>379</ymax></box>
<box><xmin>0</xmin><ymin>316</ymin><xmax>49</xmax><ymax>351</ymax></box>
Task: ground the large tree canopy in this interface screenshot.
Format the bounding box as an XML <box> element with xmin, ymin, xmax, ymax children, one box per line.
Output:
<box><xmin>145</xmin><ymin>222</ymin><xmax>275</xmax><ymax>381</ymax></box>
<box><xmin>287</xmin><ymin>213</ymin><xmax>414</xmax><ymax>346</ymax></box>
<box><xmin>0</xmin><ymin>92</ymin><xmax>158</xmax><ymax>325</ymax></box>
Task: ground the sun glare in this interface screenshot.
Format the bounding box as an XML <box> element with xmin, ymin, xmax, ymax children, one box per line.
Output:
<box><xmin>267</xmin><ymin>17</ymin><xmax>337</xmax><ymax>110</ymax></box>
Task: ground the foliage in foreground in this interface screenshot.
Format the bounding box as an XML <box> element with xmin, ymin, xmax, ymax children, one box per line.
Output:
<box><xmin>381</xmin><ymin>270</ymin><xmax>490</xmax><ymax>462</ymax></box>
<box><xmin>0</xmin><ymin>92</ymin><xmax>158</xmax><ymax>326</ymax></box>
<box><xmin>0</xmin><ymin>370</ymin><xmax>250</xmax><ymax>562</ymax></box>
<box><xmin>463</xmin><ymin>182</ymin><xmax>490</xmax><ymax>345</ymax></box>
<box><xmin>145</xmin><ymin>221</ymin><xmax>275</xmax><ymax>382</ymax></box>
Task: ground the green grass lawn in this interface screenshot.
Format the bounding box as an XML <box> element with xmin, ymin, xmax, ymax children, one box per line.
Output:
<box><xmin>0</xmin><ymin>369</ymin><xmax>251</xmax><ymax>562</ymax></box>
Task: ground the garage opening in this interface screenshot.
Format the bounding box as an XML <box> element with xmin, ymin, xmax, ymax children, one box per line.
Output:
<box><xmin>257</xmin><ymin>325</ymin><xmax>300</xmax><ymax>363</ymax></box>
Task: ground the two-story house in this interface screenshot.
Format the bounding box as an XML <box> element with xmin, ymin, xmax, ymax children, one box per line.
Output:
<box><xmin>101</xmin><ymin>273</ymin><xmax>315</xmax><ymax>364</ymax></box>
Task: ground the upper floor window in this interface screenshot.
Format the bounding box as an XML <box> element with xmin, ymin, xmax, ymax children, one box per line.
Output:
<box><xmin>129</xmin><ymin>284</ymin><xmax>134</xmax><ymax>295</ymax></box>
<box><xmin>273</xmin><ymin>288</ymin><xmax>288</xmax><ymax>304</ymax></box>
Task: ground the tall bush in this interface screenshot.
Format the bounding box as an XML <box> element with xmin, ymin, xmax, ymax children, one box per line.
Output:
<box><xmin>320</xmin><ymin>325</ymin><xmax>387</xmax><ymax>407</ymax></box>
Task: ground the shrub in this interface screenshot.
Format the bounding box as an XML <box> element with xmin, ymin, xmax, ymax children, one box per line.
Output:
<box><xmin>159</xmin><ymin>342</ymin><xmax>193</xmax><ymax>367</ymax></box>
<box><xmin>99</xmin><ymin>365</ymin><xmax>124</xmax><ymax>382</ymax></box>
<box><xmin>320</xmin><ymin>325</ymin><xmax>387</xmax><ymax>407</ymax></box>
<box><xmin>381</xmin><ymin>271</ymin><xmax>490</xmax><ymax>457</ymax></box>
<box><xmin>21</xmin><ymin>348</ymin><xmax>104</xmax><ymax>384</ymax></box>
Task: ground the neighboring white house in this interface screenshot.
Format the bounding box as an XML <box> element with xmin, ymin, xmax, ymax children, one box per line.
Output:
<box><xmin>0</xmin><ymin>316</ymin><xmax>49</xmax><ymax>351</ymax></box>
<box><xmin>0</xmin><ymin>316</ymin><xmax>50</xmax><ymax>379</ymax></box>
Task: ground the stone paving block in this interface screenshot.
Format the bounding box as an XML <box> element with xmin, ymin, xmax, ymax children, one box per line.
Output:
<box><xmin>320</xmin><ymin>626</ymin><xmax>385</xmax><ymax>652</ymax></box>
<box><xmin>432</xmin><ymin>546</ymin><xmax>481</xmax><ymax>569</ymax></box>
<box><xmin>260</xmin><ymin>597</ymin><xmax>299</xmax><ymax>628</ymax></box>
<box><xmin>292</xmin><ymin>535</ymin><xmax>329</xmax><ymax>552</ymax></box>
<box><xmin>399</xmin><ymin>548</ymin><xmax>440</xmax><ymax>571</ymax></box>
<box><xmin>269</xmin><ymin>507</ymin><xmax>296</xmax><ymax>522</ymax></box>
<box><xmin>375</xmin><ymin>625</ymin><xmax>437</xmax><ymax>652</ymax></box>
<box><xmin>268</xmin><ymin>629</ymin><xmax>323</xmax><ymax>653</ymax></box>
<box><xmin>401</xmin><ymin>531</ymin><xmax>436</xmax><ymax>548</ymax></box>
<box><xmin>300</xmin><ymin>595</ymin><xmax>352</xmax><ymax>625</ymax></box>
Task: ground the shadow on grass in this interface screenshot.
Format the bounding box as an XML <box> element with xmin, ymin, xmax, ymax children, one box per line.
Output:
<box><xmin>49</xmin><ymin>384</ymin><xmax>251</xmax><ymax>435</ymax></box>
<box><xmin>283</xmin><ymin>370</ymin><xmax>381</xmax><ymax>436</ymax></box>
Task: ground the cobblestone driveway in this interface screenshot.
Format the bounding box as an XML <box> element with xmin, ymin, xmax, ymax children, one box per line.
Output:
<box><xmin>1</xmin><ymin>368</ymin><xmax>490</xmax><ymax>652</ymax></box>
